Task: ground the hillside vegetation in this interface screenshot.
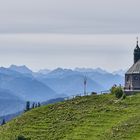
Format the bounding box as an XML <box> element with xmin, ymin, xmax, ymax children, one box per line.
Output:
<box><xmin>0</xmin><ymin>93</ymin><xmax>140</xmax><ymax>140</ymax></box>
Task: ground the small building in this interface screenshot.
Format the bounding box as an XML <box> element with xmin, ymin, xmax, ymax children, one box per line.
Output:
<box><xmin>125</xmin><ymin>38</ymin><xmax>140</xmax><ymax>93</ymax></box>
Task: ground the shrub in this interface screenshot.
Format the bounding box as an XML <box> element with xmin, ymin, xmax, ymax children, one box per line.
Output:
<box><xmin>110</xmin><ymin>86</ymin><xmax>124</xmax><ymax>99</ymax></box>
<box><xmin>16</xmin><ymin>135</ymin><xmax>26</xmax><ymax>140</ymax></box>
<box><xmin>121</xmin><ymin>93</ymin><xmax>126</xmax><ymax>100</ymax></box>
<box><xmin>16</xmin><ymin>135</ymin><xmax>30</xmax><ymax>140</ymax></box>
<box><xmin>91</xmin><ymin>92</ymin><xmax>97</xmax><ymax>95</ymax></box>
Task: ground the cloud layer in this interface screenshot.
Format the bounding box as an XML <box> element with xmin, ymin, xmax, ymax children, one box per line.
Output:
<box><xmin>0</xmin><ymin>0</ymin><xmax>140</xmax><ymax>33</ymax></box>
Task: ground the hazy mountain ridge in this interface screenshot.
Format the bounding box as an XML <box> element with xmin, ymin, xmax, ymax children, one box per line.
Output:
<box><xmin>39</xmin><ymin>74</ymin><xmax>103</xmax><ymax>96</ymax></box>
<box><xmin>36</xmin><ymin>67</ymin><xmax>124</xmax><ymax>94</ymax></box>
<box><xmin>113</xmin><ymin>69</ymin><xmax>127</xmax><ymax>76</ymax></box>
<box><xmin>0</xmin><ymin>68</ymin><xmax>56</xmax><ymax>102</ymax></box>
<box><xmin>0</xmin><ymin>67</ymin><xmax>57</xmax><ymax>116</ymax></box>
<box><xmin>9</xmin><ymin>65</ymin><xmax>33</xmax><ymax>74</ymax></box>
<box><xmin>0</xmin><ymin>88</ymin><xmax>25</xmax><ymax>116</ymax></box>
<box><xmin>75</xmin><ymin>67</ymin><xmax>108</xmax><ymax>74</ymax></box>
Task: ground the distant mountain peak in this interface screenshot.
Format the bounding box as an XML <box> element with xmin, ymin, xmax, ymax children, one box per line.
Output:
<box><xmin>45</xmin><ymin>68</ymin><xmax>74</xmax><ymax>78</ymax></box>
<box><xmin>0</xmin><ymin>67</ymin><xmax>21</xmax><ymax>76</ymax></box>
<box><xmin>10</xmin><ymin>65</ymin><xmax>28</xmax><ymax>69</ymax></box>
<box><xmin>113</xmin><ymin>69</ymin><xmax>127</xmax><ymax>76</ymax></box>
<box><xmin>9</xmin><ymin>65</ymin><xmax>33</xmax><ymax>74</ymax></box>
<box><xmin>54</xmin><ymin>68</ymin><xmax>73</xmax><ymax>72</ymax></box>
<box><xmin>38</xmin><ymin>69</ymin><xmax>51</xmax><ymax>74</ymax></box>
<box><xmin>49</xmin><ymin>68</ymin><xmax>73</xmax><ymax>75</ymax></box>
<box><xmin>75</xmin><ymin>67</ymin><xmax>108</xmax><ymax>74</ymax></box>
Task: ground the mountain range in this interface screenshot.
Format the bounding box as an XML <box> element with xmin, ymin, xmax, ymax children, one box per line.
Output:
<box><xmin>0</xmin><ymin>65</ymin><xmax>125</xmax><ymax>116</ymax></box>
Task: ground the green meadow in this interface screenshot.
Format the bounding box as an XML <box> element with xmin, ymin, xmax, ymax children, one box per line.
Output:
<box><xmin>0</xmin><ymin>93</ymin><xmax>140</xmax><ymax>140</ymax></box>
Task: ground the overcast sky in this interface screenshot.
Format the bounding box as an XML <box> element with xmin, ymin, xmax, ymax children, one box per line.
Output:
<box><xmin>0</xmin><ymin>0</ymin><xmax>140</xmax><ymax>71</ymax></box>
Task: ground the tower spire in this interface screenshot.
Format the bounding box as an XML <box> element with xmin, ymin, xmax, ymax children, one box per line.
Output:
<box><xmin>134</xmin><ymin>37</ymin><xmax>140</xmax><ymax>63</ymax></box>
<box><xmin>136</xmin><ymin>37</ymin><xmax>139</xmax><ymax>47</ymax></box>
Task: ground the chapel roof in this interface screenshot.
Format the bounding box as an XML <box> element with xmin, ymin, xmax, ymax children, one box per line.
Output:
<box><xmin>126</xmin><ymin>59</ymin><xmax>140</xmax><ymax>74</ymax></box>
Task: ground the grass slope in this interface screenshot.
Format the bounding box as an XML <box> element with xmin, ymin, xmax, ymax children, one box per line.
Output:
<box><xmin>0</xmin><ymin>94</ymin><xmax>140</xmax><ymax>140</ymax></box>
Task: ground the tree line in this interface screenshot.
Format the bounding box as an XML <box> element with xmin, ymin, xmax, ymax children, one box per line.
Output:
<box><xmin>25</xmin><ymin>101</ymin><xmax>41</xmax><ymax>112</ymax></box>
<box><xmin>1</xmin><ymin>101</ymin><xmax>41</xmax><ymax>126</ymax></box>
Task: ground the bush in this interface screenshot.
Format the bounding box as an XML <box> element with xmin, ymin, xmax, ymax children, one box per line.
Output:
<box><xmin>91</xmin><ymin>92</ymin><xmax>97</xmax><ymax>95</ymax></box>
<box><xmin>110</xmin><ymin>86</ymin><xmax>124</xmax><ymax>99</ymax></box>
<box><xmin>16</xmin><ymin>135</ymin><xmax>30</xmax><ymax>140</ymax></box>
<box><xmin>16</xmin><ymin>135</ymin><xmax>26</xmax><ymax>140</ymax></box>
<box><xmin>121</xmin><ymin>93</ymin><xmax>126</xmax><ymax>100</ymax></box>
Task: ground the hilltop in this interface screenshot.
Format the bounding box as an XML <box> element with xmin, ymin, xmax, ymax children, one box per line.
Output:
<box><xmin>0</xmin><ymin>93</ymin><xmax>140</xmax><ymax>140</ymax></box>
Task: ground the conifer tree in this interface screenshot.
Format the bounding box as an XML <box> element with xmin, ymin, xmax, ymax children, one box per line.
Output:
<box><xmin>38</xmin><ymin>102</ymin><xmax>41</xmax><ymax>107</ymax></box>
<box><xmin>1</xmin><ymin>119</ymin><xmax>6</xmax><ymax>125</ymax></box>
<box><xmin>25</xmin><ymin>101</ymin><xmax>30</xmax><ymax>112</ymax></box>
<box><xmin>31</xmin><ymin>102</ymin><xmax>35</xmax><ymax>109</ymax></box>
<box><xmin>35</xmin><ymin>103</ymin><xmax>38</xmax><ymax>108</ymax></box>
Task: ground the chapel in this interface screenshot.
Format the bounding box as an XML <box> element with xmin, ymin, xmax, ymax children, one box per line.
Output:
<box><xmin>125</xmin><ymin>38</ymin><xmax>140</xmax><ymax>93</ymax></box>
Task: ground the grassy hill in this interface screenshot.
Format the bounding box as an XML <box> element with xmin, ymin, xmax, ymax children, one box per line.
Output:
<box><xmin>0</xmin><ymin>93</ymin><xmax>140</xmax><ymax>140</ymax></box>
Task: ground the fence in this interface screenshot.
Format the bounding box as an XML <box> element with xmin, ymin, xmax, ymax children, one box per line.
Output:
<box><xmin>64</xmin><ymin>90</ymin><xmax>110</xmax><ymax>101</ymax></box>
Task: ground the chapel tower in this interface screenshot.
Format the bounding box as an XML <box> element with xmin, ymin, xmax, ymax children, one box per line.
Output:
<box><xmin>134</xmin><ymin>37</ymin><xmax>140</xmax><ymax>63</ymax></box>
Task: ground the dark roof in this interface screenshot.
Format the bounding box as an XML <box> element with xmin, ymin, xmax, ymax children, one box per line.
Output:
<box><xmin>126</xmin><ymin>59</ymin><xmax>140</xmax><ymax>74</ymax></box>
